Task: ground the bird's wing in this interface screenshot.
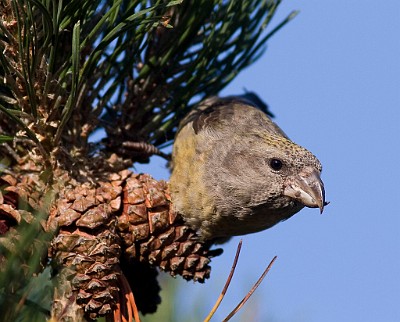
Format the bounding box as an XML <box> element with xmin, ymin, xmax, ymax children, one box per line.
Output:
<box><xmin>179</xmin><ymin>96</ymin><xmax>288</xmax><ymax>138</ymax></box>
<box><xmin>177</xmin><ymin>97</ymin><xmax>235</xmax><ymax>134</ymax></box>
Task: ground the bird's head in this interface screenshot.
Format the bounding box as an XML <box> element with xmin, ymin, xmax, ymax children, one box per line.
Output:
<box><xmin>210</xmin><ymin>128</ymin><xmax>326</xmax><ymax>218</ymax></box>
<box><xmin>254</xmin><ymin>134</ymin><xmax>326</xmax><ymax>213</ymax></box>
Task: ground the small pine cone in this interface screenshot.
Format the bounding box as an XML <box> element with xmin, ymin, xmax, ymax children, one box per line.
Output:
<box><xmin>117</xmin><ymin>173</ymin><xmax>220</xmax><ymax>283</ymax></box>
<box><xmin>0</xmin><ymin>173</ymin><xmax>39</xmax><ymax>269</ymax></box>
<box><xmin>0</xmin><ymin>174</ymin><xmax>22</xmax><ymax>234</ymax></box>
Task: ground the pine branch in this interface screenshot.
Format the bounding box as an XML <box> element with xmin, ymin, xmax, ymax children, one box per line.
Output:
<box><xmin>0</xmin><ymin>0</ymin><xmax>293</xmax><ymax>165</ymax></box>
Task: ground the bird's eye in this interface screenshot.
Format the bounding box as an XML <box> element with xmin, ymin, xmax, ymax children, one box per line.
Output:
<box><xmin>270</xmin><ymin>158</ymin><xmax>283</xmax><ymax>171</ymax></box>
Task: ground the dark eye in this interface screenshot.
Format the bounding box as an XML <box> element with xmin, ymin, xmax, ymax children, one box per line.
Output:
<box><xmin>270</xmin><ymin>158</ymin><xmax>283</xmax><ymax>171</ymax></box>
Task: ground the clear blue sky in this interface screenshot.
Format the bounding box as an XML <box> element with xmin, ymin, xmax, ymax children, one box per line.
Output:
<box><xmin>136</xmin><ymin>1</ymin><xmax>400</xmax><ymax>321</ymax></box>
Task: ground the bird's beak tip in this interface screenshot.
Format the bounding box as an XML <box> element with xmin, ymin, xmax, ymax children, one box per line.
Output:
<box><xmin>320</xmin><ymin>201</ymin><xmax>330</xmax><ymax>214</ymax></box>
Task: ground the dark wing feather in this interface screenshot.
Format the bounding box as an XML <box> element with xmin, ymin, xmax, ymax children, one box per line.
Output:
<box><xmin>181</xmin><ymin>97</ymin><xmax>258</xmax><ymax>134</ymax></box>
<box><xmin>178</xmin><ymin>96</ymin><xmax>287</xmax><ymax>138</ymax></box>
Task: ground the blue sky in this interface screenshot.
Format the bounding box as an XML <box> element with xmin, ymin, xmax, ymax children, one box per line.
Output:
<box><xmin>136</xmin><ymin>1</ymin><xmax>400</xmax><ymax>321</ymax></box>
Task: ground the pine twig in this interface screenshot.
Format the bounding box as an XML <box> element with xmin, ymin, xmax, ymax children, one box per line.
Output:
<box><xmin>223</xmin><ymin>256</ymin><xmax>278</xmax><ymax>322</ymax></box>
<box><xmin>116</xmin><ymin>272</ymin><xmax>141</xmax><ymax>322</ymax></box>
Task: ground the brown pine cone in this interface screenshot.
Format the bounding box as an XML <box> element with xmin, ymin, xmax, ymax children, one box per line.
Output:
<box><xmin>0</xmin><ymin>167</ymin><xmax>221</xmax><ymax>321</ymax></box>
<box><xmin>116</xmin><ymin>172</ymin><xmax>216</xmax><ymax>282</ymax></box>
<box><xmin>47</xmin><ymin>170</ymin><xmax>221</xmax><ymax>321</ymax></box>
<box><xmin>0</xmin><ymin>174</ymin><xmax>20</xmax><ymax>235</ymax></box>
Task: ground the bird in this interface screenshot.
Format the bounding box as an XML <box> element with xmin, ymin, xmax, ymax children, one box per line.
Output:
<box><xmin>169</xmin><ymin>96</ymin><xmax>326</xmax><ymax>241</ymax></box>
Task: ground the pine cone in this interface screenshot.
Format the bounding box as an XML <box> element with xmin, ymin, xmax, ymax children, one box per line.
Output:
<box><xmin>0</xmin><ymin>162</ymin><xmax>222</xmax><ymax>321</ymax></box>
<box><xmin>47</xmin><ymin>170</ymin><xmax>221</xmax><ymax>321</ymax></box>
<box><xmin>0</xmin><ymin>174</ymin><xmax>20</xmax><ymax>235</ymax></box>
<box><xmin>0</xmin><ymin>171</ymin><xmax>52</xmax><ymax>296</ymax></box>
<box><xmin>48</xmin><ymin>171</ymin><xmax>124</xmax><ymax>321</ymax></box>
<box><xmin>0</xmin><ymin>172</ymin><xmax>44</xmax><ymax>256</ymax></box>
<box><xmin>116</xmin><ymin>172</ymin><xmax>216</xmax><ymax>282</ymax></box>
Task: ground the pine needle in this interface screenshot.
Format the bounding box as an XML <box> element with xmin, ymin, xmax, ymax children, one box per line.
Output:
<box><xmin>223</xmin><ymin>256</ymin><xmax>278</xmax><ymax>322</ymax></box>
